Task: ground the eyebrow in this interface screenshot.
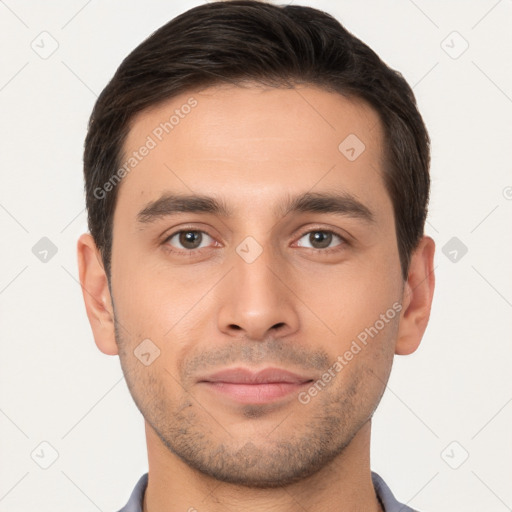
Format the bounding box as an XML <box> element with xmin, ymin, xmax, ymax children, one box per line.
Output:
<box><xmin>136</xmin><ymin>191</ymin><xmax>375</xmax><ymax>224</ymax></box>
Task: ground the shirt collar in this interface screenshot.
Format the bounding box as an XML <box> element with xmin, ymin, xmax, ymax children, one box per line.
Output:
<box><xmin>117</xmin><ymin>471</ymin><xmax>417</xmax><ymax>512</ymax></box>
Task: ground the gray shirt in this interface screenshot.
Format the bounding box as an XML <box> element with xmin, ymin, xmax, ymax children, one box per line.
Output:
<box><xmin>116</xmin><ymin>471</ymin><xmax>419</xmax><ymax>511</ymax></box>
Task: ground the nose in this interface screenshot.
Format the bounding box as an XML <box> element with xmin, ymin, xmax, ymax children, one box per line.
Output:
<box><xmin>216</xmin><ymin>240</ymin><xmax>300</xmax><ymax>341</ymax></box>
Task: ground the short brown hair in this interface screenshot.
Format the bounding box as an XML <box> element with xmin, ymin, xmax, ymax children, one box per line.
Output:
<box><xmin>84</xmin><ymin>0</ymin><xmax>430</xmax><ymax>280</ymax></box>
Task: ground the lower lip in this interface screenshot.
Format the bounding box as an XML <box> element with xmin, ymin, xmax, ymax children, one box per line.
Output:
<box><xmin>200</xmin><ymin>381</ymin><xmax>311</xmax><ymax>404</ymax></box>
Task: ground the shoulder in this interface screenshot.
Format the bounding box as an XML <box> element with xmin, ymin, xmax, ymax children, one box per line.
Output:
<box><xmin>371</xmin><ymin>471</ymin><xmax>422</xmax><ymax>512</ymax></box>
<box><xmin>116</xmin><ymin>473</ymin><xmax>148</xmax><ymax>512</ymax></box>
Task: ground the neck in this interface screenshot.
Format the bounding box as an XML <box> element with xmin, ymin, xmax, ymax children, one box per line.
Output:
<box><xmin>142</xmin><ymin>420</ymin><xmax>383</xmax><ymax>512</ymax></box>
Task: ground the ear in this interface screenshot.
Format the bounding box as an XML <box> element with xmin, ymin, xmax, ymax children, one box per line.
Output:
<box><xmin>77</xmin><ymin>233</ymin><xmax>118</xmax><ymax>355</ymax></box>
<box><xmin>395</xmin><ymin>235</ymin><xmax>435</xmax><ymax>355</ymax></box>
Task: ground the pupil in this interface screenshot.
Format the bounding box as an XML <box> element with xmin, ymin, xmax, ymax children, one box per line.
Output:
<box><xmin>181</xmin><ymin>231</ymin><xmax>200</xmax><ymax>248</ymax></box>
<box><xmin>311</xmin><ymin>231</ymin><xmax>331</xmax><ymax>248</ymax></box>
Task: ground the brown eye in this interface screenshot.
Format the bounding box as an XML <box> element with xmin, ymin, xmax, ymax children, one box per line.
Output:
<box><xmin>166</xmin><ymin>230</ymin><xmax>214</xmax><ymax>251</ymax></box>
<box><xmin>296</xmin><ymin>230</ymin><xmax>345</xmax><ymax>251</ymax></box>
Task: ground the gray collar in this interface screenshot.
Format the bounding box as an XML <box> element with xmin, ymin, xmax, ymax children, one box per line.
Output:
<box><xmin>117</xmin><ymin>471</ymin><xmax>418</xmax><ymax>512</ymax></box>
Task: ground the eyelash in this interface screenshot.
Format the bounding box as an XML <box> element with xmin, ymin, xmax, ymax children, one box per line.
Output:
<box><xmin>162</xmin><ymin>227</ymin><xmax>349</xmax><ymax>256</ymax></box>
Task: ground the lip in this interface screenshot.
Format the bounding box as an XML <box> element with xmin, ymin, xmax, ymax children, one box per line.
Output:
<box><xmin>197</xmin><ymin>367</ymin><xmax>314</xmax><ymax>404</ymax></box>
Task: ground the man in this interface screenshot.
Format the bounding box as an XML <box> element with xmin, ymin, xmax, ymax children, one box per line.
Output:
<box><xmin>77</xmin><ymin>1</ymin><xmax>435</xmax><ymax>511</ymax></box>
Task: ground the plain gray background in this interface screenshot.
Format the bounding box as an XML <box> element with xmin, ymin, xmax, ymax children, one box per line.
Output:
<box><xmin>1</xmin><ymin>1</ymin><xmax>511</xmax><ymax>510</ymax></box>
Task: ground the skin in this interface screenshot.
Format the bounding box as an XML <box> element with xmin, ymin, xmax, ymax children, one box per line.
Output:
<box><xmin>77</xmin><ymin>84</ymin><xmax>435</xmax><ymax>512</ymax></box>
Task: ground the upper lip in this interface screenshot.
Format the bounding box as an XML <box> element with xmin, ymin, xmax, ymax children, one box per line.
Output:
<box><xmin>198</xmin><ymin>367</ymin><xmax>314</xmax><ymax>384</ymax></box>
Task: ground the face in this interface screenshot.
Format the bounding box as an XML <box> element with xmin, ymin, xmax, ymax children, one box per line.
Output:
<box><xmin>109</xmin><ymin>84</ymin><xmax>405</xmax><ymax>487</ymax></box>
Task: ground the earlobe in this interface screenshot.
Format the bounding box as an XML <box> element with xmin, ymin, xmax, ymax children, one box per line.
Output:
<box><xmin>77</xmin><ymin>233</ymin><xmax>119</xmax><ymax>356</ymax></box>
<box><xmin>395</xmin><ymin>236</ymin><xmax>436</xmax><ymax>356</ymax></box>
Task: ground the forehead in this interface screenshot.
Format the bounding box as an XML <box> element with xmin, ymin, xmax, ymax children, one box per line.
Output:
<box><xmin>116</xmin><ymin>84</ymin><xmax>390</xmax><ymax>222</ymax></box>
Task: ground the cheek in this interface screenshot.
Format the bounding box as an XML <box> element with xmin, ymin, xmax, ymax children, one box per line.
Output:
<box><xmin>111</xmin><ymin>259</ymin><xmax>215</xmax><ymax>376</ymax></box>
<box><xmin>111</xmin><ymin>247</ymin><xmax>183</xmax><ymax>332</ymax></box>
<box><xmin>325</xmin><ymin>307</ymin><xmax>399</xmax><ymax>412</ymax></box>
<box><xmin>305</xmin><ymin>260</ymin><xmax>402</xmax><ymax>344</ymax></box>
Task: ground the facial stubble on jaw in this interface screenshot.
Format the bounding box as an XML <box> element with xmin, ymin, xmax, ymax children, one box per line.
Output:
<box><xmin>150</xmin><ymin>371</ymin><xmax>370</xmax><ymax>488</ymax></box>
<box><xmin>112</xmin><ymin>310</ymin><xmax>396</xmax><ymax>489</ymax></box>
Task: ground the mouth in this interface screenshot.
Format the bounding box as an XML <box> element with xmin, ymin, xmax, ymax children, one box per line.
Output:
<box><xmin>197</xmin><ymin>367</ymin><xmax>314</xmax><ymax>404</ymax></box>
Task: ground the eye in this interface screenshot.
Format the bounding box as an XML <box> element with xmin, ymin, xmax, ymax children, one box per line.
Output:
<box><xmin>295</xmin><ymin>229</ymin><xmax>346</xmax><ymax>251</ymax></box>
<box><xmin>164</xmin><ymin>229</ymin><xmax>215</xmax><ymax>251</ymax></box>
<box><xmin>162</xmin><ymin>227</ymin><xmax>347</xmax><ymax>256</ymax></box>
